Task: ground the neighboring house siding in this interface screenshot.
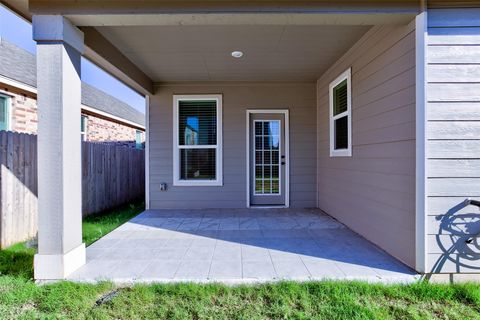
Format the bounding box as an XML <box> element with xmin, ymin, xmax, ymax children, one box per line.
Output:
<box><xmin>316</xmin><ymin>22</ymin><xmax>416</xmax><ymax>268</ymax></box>
<box><xmin>426</xmin><ymin>9</ymin><xmax>480</xmax><ymax>273</ymax></box>
<box><xmin>149</xmin><ymin>82</ymin><xmax>317</xmax><ymax>209</ymax></box>
<box><xmin>0</xmin><ymin>86</ymin><xmax>144</xmax><ymax>148</ymax></box>
<box><xmin>0</xmin><ymin>39</ymin><xmax>145</xmax><ymax>147</ymax></box>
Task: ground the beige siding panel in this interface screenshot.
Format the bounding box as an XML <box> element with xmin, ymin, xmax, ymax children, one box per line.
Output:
<box><xmin>427</xmin><ymin>254</ymin><xmax>480</xmax><ymax>273</ymax></box>
<box><xmin>427</xmin><ymin>102</ymin><xmax>480</xmax><ymax>121</ymax></box>
<box><xmin>427</xmin><ymin>46</ymin><xmax>480</xmax><ymax>64</ymax></box>
<box><xmin>427</xmin><ymin>83</ymin><xmax>480</xmax><ymax>102</ymax></box>
<box><xmin>428</xmin><ymin>235</ymin><xmax>477</xmax><ymax>256</ymax></box>
<box><xmin>316</xmin><ymin>23</ymin><xmax>416</xmax><ymax>268</ymax></box>
<box><xmin>428</xmin><ymin>160</ymin><xmax>480</xmax><ymax>178</ymax></box>
<box><xmin>428</xmin><ymin>28</ymin><xmax>480</xmax><ymax>45</ymax></box>
<box><xmin>427</xmin><ymin>140</ymin><xmax>480</xmax><ymax>159</ymax></box>
<box><xmin>428</xmin><ymin>65</ymin><xmax>480</xmax><ymax>83</ymax></box>
<box><xmin>427</xmin><ymin>121</ymin><xmax>480</xmax><ymax>140</ymax></box>
<box><xmin>427</xmin><ymin>215</ymin><xmax>480</xmax><ymax>236</ymax></box>
<box><xmin>428</xmin><ymin>178</ymin><xmax>480</xmax><ymax>197</ymax></box>
<box><xmin>427</xmin><ymin>197</ymin><xmax>480</xmax><ymax>216</ymax></box>
<box><xmin>149</xmin><ymin>82</ymin><xmax>317</xmax><ymax>209</ymax></box>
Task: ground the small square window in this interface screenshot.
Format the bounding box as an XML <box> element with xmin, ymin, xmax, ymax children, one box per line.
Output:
<box><xmin>80</xmin><ymin>115</ymin><xmax>88</xmax><ymax>141</ymax></box>
<box><xmin>0</xmin><ymin>95</ymin><xmax>11</xmax><ymax>131</ymax></box>
<box><xmin>329</xmin><ymin>68</ymin><xmax>352</xmax><ymax>157</ymax></box>
<box><xmin>135</xmin><ymin>130</ymin><xmax>143</xmax><ymax>149</ymax></box>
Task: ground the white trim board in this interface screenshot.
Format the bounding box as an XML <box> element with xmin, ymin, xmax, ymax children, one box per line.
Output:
<box><xmin>329</xmin><ymin>68</ymin><xmax>352</xmax><ymax>157</ymax></box>
<box><xmin>81</xmin><ymin>105</ymin><xmax>145</xmax><ymax>130</ymax></box>
<box><xmin>246</xmin><ymin>109</ymin><xmax>290</xmax><ymax>208</ymax></box>
<box><xmin>145</xmin><ymin>95</ymin><xmax>150</xmax><ymax>209</ymax></box>
<box><xmin>415</xmin><ymin>11</ymin><xmax>428</xmax><ymax>274</ymax></box>
<box><xmin>0</xmin><ymin>74</ymin><xmax>37</xmax><ymax>94</ymax></box>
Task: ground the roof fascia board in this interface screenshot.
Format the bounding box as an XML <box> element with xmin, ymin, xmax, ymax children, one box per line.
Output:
<box><xmin>28</xmin><ymin>1</ymin><xmax>421</xmax><ymax>14</ymax></box>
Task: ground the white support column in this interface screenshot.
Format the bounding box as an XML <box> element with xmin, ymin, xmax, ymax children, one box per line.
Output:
<box><xmin>145</xmin><ymin>95</ymin><xmax>150</xmax><ymax>210</ymax></box>
<box><xmin>33</xmin><ymin>16</ymin><xmax>86</xmax><ymax>280</ymax></box>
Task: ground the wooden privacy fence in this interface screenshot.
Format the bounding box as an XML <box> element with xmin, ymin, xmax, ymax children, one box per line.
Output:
<box><xmin>0</xmin><ymin>131</ymin><xmax>145</xmax><ymax>248</ymax></box>
<box><xmin>82</xmin><ymin>142</ymin><xmax>145</xmax><ymax>215</ymax></box>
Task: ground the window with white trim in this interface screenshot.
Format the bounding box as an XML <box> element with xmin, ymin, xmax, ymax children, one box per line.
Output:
<box><xmin>80</xmin><ymin>115</ymin><xmax>88</xmax><ymax>141</ymax></box>
<box><xmin>135</xmin><ymin>130</ymin><xmax>143</xmax><ymax>149</ymax></box>
<box><xmin>0</xmin><ymin>94</ymin><xmax>11</xmax><ymax>131</ymax></box>
<box><xmin>173</xmin><ymin>95</ymin><xmax>222</xmax><ymax>186</ymax></box>
<box><xmin>329</xmin><ymin>68</ymin><xmax>352</xmax><ymax>157</ymax></box>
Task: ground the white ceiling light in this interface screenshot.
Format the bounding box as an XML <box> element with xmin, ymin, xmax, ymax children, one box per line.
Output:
<box><xmin>231</xmin><ymin>51</ymin><xmax>244</xmax><ymax>58</ymax></box>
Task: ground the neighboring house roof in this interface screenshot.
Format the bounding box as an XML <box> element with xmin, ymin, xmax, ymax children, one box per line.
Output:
<box><xmin>81</xmin><ymin>83</ymin><xmax>144</xmax><ymax>127</ymax></box>
<box><xmin>0</xmin><ymin>38</ymin><xmax>145</xmax><ymax>127</ymax></box>
<box><xmin>0</xmin><ymin>38</ymin><xmax>36</xmax><ymax>87</ymax></box>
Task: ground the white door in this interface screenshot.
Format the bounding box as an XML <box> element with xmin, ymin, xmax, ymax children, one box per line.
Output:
<box><xmin>249</xmin><ymin>113</ymin><xmax>286</xmax><ymax>206</ymax></box>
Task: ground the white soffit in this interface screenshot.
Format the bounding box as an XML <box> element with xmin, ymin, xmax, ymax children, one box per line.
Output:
<box><xmin>96</xmin><ymin>24</ymin><xmax>372</xmax><ymax>82</ymax></box>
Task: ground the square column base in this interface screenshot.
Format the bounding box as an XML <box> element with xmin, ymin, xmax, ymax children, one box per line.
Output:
<box><xmin>34</xmin><ymin>243</ymin><xmax>86</xmax><ymax>280</ymax></box>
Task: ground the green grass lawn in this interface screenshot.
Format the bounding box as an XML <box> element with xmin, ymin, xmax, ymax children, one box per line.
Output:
<box><xmin>1</xmin><ymin>278</ymin><xmax>480</xmax><ymax>319</ymax></box>
<box><xmin>1</xmin><ymin>202</ymin><xmax>480</xmax><ymax>319</ymax></box>
<box><xmin>0</xmin><ymin>201</ymin><xmax>145</xmax><ymax>279</ymax></box>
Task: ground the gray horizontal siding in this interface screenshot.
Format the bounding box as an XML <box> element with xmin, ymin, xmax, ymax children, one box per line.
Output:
<box><xmin>316</xmin><ymin>22</ymin><xmax>416</xmax><ymax>268</ymax></box>
<box><xmin>149</xmin><ymin>82</ymin><xmax>317</xmax><ymax>209</ymax></box>
<box><xmin>426</xmin><ymin>8</ymin><xmax>480</xmax><ymax>273</ymax></box>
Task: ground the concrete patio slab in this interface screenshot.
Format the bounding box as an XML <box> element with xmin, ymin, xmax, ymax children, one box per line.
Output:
<box><xmin>67</xmin><ymin>208</ymin><xmax>420</xmax><ymax>284</ymax></box>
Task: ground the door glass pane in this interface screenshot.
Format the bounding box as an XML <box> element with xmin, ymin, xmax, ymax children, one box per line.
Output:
<box><xmin>254</xmin><ymin>120</ymin><xmax>280</xmax><ymax>195</ymax></box>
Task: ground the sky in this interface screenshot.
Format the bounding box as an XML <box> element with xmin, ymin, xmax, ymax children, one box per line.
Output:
<box><xmin>0</xmin><ymin>5</ymin><xmax>145</xmax><ymax>113</ymax></box>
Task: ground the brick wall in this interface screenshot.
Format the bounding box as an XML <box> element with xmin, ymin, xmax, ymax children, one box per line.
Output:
<box><xmin>84</xmin><ymin>113</ymin><xmax>144</xmax><ymax>148</ymax></box>
<box><xmin>0</xmin><ymin>86</ymin><xmax>144</xmax><ymax>148</ymax></box>
<box><xmin>0</xmin><ymin>87</ymin><xmax>38</xmax><ymax>134</ymax></box>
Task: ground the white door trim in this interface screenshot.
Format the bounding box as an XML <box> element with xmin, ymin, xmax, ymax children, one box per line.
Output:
<box><xmin>246</xmin><ymin>109</ymin><xmax>290</xmax><ymax>208</ymax></box>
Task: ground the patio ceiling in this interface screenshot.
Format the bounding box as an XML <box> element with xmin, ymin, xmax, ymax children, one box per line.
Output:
<box><xmin>96</xmin><ymin>25</ymin><xmax>371</xmax><ymax>82</ymax></box>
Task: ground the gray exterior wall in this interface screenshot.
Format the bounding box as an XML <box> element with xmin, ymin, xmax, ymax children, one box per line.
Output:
<box><xmin>316</xmin><ymin>22</ymin><xmax>417</xmax><ymax>268</ymax></box>
<box><xmin>426</xmin><ymin>9</ymin><xmax>480</xmax><ymax>273</ymax></box>
<box><xmin>149</xmin><ymin>82</ymin><xmax>317</xmax><ymax>209</ymax></box>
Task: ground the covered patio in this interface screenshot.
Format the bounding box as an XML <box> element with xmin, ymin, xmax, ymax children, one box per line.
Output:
<box><xmin>68</xmin><ymin>209</ymin><xmax>417</xmax><ymax>283</ymax></box>
<box><xmin>0</xmin><ymin>0</ymin><xmax>428</xmax><ymax>280</ymax></box>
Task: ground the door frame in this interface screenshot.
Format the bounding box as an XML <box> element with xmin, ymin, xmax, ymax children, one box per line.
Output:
<box><xmin>246</xmin><ymin>109</ymin><xmax>290</xmax><ymax>208</ymax></box>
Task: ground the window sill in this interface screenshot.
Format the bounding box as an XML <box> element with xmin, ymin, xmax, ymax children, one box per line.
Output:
<box><xmin>330</xmin><ymin>150</ymin><xmax>352</xmax><ymax>157</ymax></box>
<box><xmin>173</xmin><ymin>180</ymin><xmax>223</xmax><ymax>187</ymax></box>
